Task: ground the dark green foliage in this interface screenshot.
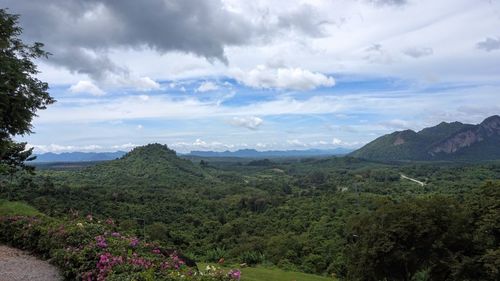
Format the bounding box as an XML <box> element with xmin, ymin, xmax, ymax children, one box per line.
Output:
<box><xmin>0</xmin><ymin>9</ymin><xmax>55</xmax><ymax>174</ymax></box>
<box><xmin>345</xmin><ymin>182</ymin><xmax>500</xmax><ymax>281</ymax></box>
<box><xmin>59</xmin><ymin>143</ymin><xmax>209</xmax><ymax>188</ymax></box>
<box><xmin>2</xmin><ymin>145</ymin><xmax>499</xmax><ymax>279</ymax></box>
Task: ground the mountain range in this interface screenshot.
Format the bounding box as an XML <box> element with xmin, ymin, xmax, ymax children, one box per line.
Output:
<box><xmin>186</xmin><ymin>148</ymin><xmax>351</xmax><ymax>158</ymax></box>
<box><xmin>33</xmin><ymin>151</ymin><xmax>126</xmax><ymax>162</ymax></box>
<box><xmin>33</xmin><ymin>148</ymin><xmax>352</xmax><ymax>163</ymax></box>
<box><xmin>350</xmin><ymin>115</ymin><xmax>500</xmax><ymax>161</ymax></box>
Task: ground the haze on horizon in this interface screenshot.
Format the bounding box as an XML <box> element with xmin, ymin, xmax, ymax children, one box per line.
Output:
<box><xmin>4</xmin><ymin>0</ymin><xmax>500</xmax><ymax>153</ymax></box>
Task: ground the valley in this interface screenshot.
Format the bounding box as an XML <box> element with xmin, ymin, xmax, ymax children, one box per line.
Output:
<box><xmin>1</xmin><ymin>142</ymin><xmax>499</xmax><ymax>280</ymax></box>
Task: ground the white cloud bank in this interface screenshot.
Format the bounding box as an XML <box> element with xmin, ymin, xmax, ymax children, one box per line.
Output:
<box><xmin>29</xmin><ymin>144</ymin><xmax>104</xmax><ymax>153</ymax></box>
<box><xmin>69</xmin><ymin>81</ymin><xmax>106</xmax><ymax>96</ymax></box>
<box><xmin>229</xmin><ymin>116</ymin><xmax>263</xmax><ymax>130</ymax></box>
<box><xmin>233</xmin><ymin>65</ymin><xmax>335</xmax><ymax>91</ymax></box>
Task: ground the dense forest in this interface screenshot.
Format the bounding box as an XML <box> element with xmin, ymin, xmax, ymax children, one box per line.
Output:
<box><xmin>2</xmin><ymin>144</ymin><xmax>499</xmax><ymax>280</ymax></box>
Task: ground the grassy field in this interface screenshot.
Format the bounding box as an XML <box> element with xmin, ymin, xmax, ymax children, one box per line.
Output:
<box><xmin>202</xmin><ymin>264</ymin><xmax>335</xmax><ymax>281</ymax></box>
<box><xmin>240</xmin><ymin>266</ymin><xmax>335</xmax><ymax>281</ymax></box>
<box><xmin>0</xmin><ymin>199</ymin><xmax>42</xmax><ymax>216</ymax></box>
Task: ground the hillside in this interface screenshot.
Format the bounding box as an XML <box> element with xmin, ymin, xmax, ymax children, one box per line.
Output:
<box><xmin>61</xmin><ymin>143</ymin><xmax>209</xmax><ymax>187</ymax></box>
<box><xmin>350</xmin><ymin>115</ymin><xmax>500</xmax><ymax>161</ymax></box>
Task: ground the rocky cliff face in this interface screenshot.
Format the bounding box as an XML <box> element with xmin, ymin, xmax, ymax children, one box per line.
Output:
<box><xmin>431</xmin><ymin>115</ymin><xmax>500</xmax><ymax>155</ymax></box>
<box><xmin>431</xmin><ymin>130</ymin><xmax>484</xmax><ymax>154</ymax></box>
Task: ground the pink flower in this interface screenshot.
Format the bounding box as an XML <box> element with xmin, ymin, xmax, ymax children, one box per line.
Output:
<box><xmin>129</xmin><ymin>237</ymin><xmax>139</xmax><ymax>247</ymax></box>
<box><xmin>228</xmin><ymin>269</ymin><xmax>241</xmax><ymax>280</ymax></box>
<box><xmin>95</xmin><ymin>236</ymin><xmax>108</xmax><ymax>248</ymax></box>
<box><xmin>152</xmin><ymin>248</ymin><xmax>161</xmax><ymax>254</ymax></box>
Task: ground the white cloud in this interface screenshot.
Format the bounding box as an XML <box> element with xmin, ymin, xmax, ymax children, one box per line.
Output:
<box><xmin>403</xmin><ymin>47</ymin><xmax>433</xmax><ymax>58</ymax></box>
<box><xmin>233</xmin><ymin>65</ymin><xmax>335</xmax><ymax>91</ymax></box>
<box><xmin>111</xmin><ymin>143</ymin><xmax>138</xmax><ymax>150</ymax></box>
<box><xmin>196</xmin><ymin>81</ymin><xmax>219</xmax><ymax>92</ymax></box>
<box><xmin>332</xmin><ymin>138</ymin><xmax>342</xmax><ymax>145</ymax></box>
<box><xmin>132</xmin><ymin>77</ymin><xmax>160</xmax><ymax>91</ymax></box>
<box><xmin>29</xmin><ymin>144</ymin><xmax>103</xmax><ymax>153</ymax></box>
<box><xmin>138</xmin><ymin>95</ymin><xmax>150</xmax><ymax>101</ymax></box>
<box><xmin>379</xmin><ymin>119</ymin><xmax>411</xmax><ymax>130</ymax></box>
<box><xmin>69</xmin><ymin>80</ymin><xmax>106</xmax><ymax>96</ymax></box>
<box><xmin>136</xmin><ymin>124</ymin><xmax>144</xmax><ymax>130</ymax></box>
<box><xmin>228</xmin><ymin>116</ymin><xmax>264</xmax><ymax>130</ymax></box>
<box><xmin>170</xmin><ymin>139</ymin><xmax>236</xmax><ymax>151</ymax></box>
<box><xmin>286</xmin><ymin>139</ymin><xmax>307</xmax><ymax>147</ymax></box>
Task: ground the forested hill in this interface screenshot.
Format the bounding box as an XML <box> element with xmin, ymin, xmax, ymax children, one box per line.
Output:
<box><xmin>350</xmin><ymin>115</ymin><xmax>500</xmax><ymax>162</ymax></box>
<box><xmin>52</xmin><ymin>143</ymin><xmax>210</xmax><ymax>188</ymax></box>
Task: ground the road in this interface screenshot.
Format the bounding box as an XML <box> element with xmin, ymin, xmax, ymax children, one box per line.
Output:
<box><xmin>400</xmin><ymin>174</ymin><xmax>426</xmax><ymax>186</ymax></box>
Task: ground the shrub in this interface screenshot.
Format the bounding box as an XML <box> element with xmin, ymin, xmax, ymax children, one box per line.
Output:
<box><xmin>0</xmin><ymin>215</ymin><xmax>241</xmax><ymax>281</ymax></box>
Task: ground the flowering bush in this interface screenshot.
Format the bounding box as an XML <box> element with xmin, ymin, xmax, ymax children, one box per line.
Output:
<box><xmin>0</xmin><ymin>215</ymin><xmax>240</xmax><ymax>281</ymax></box>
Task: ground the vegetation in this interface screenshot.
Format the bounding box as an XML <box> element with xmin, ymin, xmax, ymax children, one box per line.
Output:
<box><xmin>0</xmin><ymin>199</ymin><xmax>41</xmax><ymax>216</ymax></box>
<box><xmin>0</xmin><ymin>8</ymin><xmax>54</xmax><ymax>176</ymax></box>
<box><xmin>0</xmin><ymin>212</ymin><xmax>241</xmax><ymax>280</ymax></box>
<box><xmin>2</xmin><ymin>144</ymin><xmax>499</xmax><ymax>280</ymax></box>
<box><xmin>236</xmin><ymin>266</ymin><xmax>334</xmax><ymax>281</ymax></box>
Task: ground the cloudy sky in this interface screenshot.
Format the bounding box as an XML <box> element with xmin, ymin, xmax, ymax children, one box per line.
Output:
<box><xmin>4</xmin><ymin>0</ymin><xmax>500</xmax><ymax>153</ymax></box>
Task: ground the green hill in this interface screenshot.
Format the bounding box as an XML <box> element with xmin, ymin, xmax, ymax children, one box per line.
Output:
<box><xmin>63</xmin><ymin>143</ymin><xmax>209</xmax><ymax>188</ymax></box>
<box><xmin>350</xmin><ymin>115</ymin><xmax>500</xmax><ymax>162</ymax></box>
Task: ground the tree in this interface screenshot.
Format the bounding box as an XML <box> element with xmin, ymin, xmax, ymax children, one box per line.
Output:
<box><xmin>0</xmin><ymin>9</ymin><xmax>54</xmax><ymax>175</ymax></box>
<box><xmin>345</xmin><ymin>196</ymin><xmax>473</xmax><ymax>281</ymax></box>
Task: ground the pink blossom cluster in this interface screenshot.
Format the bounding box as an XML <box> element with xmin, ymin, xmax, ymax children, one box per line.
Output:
<box><xmin>228</xmin><ymin>269</ymin><xmax>241</xmax><ymax>280</ymax></box>
<box><xmin>170</xmin><ymin>253</ymin><xmax>186</xmax><ymax>269</ymax></box>
<box><xmin>129</xmin><ymin>256</ymin><xmax>153</xmax><ymax>269</ymax></box>
<box><xmin>95</xmin><ymin>235</ymin><xmax>108</xmax><ymax>248</ymax></box>
<box><xmin>96</xmin><ymin>253</ymin><xmax>123</xmax><ymax>281</ymax></box>
<box><xmin>129</xmin><ymin>237</ymin><xmax>139</xmax><ymax>247</ymax></box>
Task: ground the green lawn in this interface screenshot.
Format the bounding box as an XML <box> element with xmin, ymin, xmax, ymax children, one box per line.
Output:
<box><xmin>202</xmin><ymin>264</ymin><xmax>334</xmax><ymax>281</ymax></box>
<box><xmin>0</xmin><ymin>199</ymin><xmax>42</xmax><ymax>216</ymax></box>
<box><xmin>240</xmin><ymin>266</ymin><xmax>334</xmax><ymax>281</ymax></box>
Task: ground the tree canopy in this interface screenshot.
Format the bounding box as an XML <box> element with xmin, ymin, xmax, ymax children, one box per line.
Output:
<box><xmin>0</xmin><ymin>8</ymin><xmax>54</xmax><ymax>175</ymax></box>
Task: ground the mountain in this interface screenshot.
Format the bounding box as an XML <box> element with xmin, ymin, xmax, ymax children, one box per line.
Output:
<box><xmin>69</xmin><ymin>144</ymin><xmax>208</xmax><ymax>187</ymax></box>
<box><xmin>33</xmin><ymin>151</ymin><xmax>127</xmax><ymax>162</ymax></box>
<box><xmin>186</xmin><ymin>148</ymin><xmax>352</xmax><ymax>158</ymax></box>
<box><xmin>350</xmin><ymin>115</ymin><xmax>500</xmax><ymax>161</ymax></box>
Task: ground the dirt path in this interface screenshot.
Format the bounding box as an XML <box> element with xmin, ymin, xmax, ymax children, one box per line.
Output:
<box><xmin>0</xmin><ymin>245</ymin><xmax>62</xmax><ymax>281</ymax></box>
<box><xmin>400</xmin><ymin>174</ymin><xmax>426</xmax><ymax>186</ymax></box>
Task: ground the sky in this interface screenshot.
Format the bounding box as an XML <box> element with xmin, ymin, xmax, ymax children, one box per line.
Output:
<box><xmin>3</xmin><ymin>0</ymin><xmax>500</xmax><ymax>153</ymax></box>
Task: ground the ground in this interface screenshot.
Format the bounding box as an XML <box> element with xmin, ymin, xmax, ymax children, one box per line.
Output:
<box><xmin>0</xmin><ymin>245</ymin><xmax>62</xmax><ymax>281</ymax></box>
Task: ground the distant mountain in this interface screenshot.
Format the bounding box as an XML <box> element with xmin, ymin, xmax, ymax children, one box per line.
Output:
<box><xmin>187</xmin><ymin>148</ymin><xmax>352</xmax><ymax>158</ymax></box>
<box><xmin>69</xmin><ymin>144</ymin><xmax>208</xmax><ymax>187</ymax></box>
<box><xmin>350</xmin><ymin>115</ymin><xmax>500</xmax><ymax>162</ymax></box>
<box><xmin>33</xmin><ymin>151</ymin><xmax>127</xmax><ymax>162</ymax></box>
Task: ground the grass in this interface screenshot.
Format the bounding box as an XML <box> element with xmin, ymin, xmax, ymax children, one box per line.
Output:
<box><xmin>0</xmin><ymin>199</ymin><xmax>42</xmax><ymax>216</ymax></box>
<box><xmin>240</xmin><ymin>266</ymin><xmax>334</xmax><ymax>281</ymax></box>
<box><xmin>201</xmin><ymin>264</ymin><xmax>335</xmax><ymax>281</ymax></box>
